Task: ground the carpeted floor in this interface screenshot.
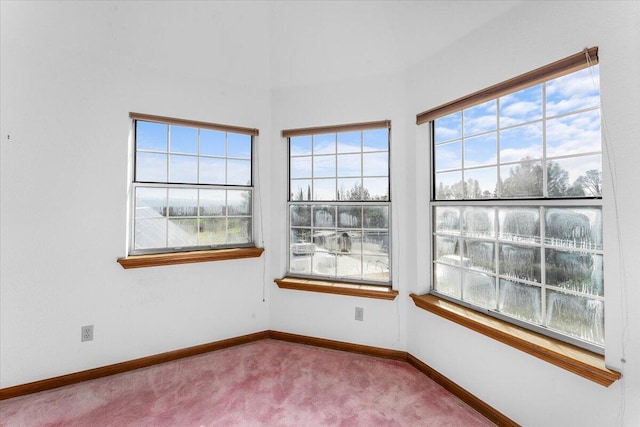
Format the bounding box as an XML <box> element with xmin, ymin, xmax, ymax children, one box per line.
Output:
<box><xmin>0</xmin><ymin>339</ymin><xmax>495</xmax><ymax>426</ymax></box>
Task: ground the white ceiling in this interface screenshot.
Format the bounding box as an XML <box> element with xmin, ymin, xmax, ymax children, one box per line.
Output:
<box><xmin>267</xmin><ymin>1</ymin><xmax>523</xmax><ymax>88</ymax></box>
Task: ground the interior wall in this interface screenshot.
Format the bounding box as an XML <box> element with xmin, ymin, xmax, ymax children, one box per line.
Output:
<box><xmin>0</xmin><ymin>1</ymin><xmax>274</xmax><ymax>388</ymax></box>
<box><xmin>406</xmin><ymin>2</ymin><xmax>640</xmax><ymax>426</ymax></box>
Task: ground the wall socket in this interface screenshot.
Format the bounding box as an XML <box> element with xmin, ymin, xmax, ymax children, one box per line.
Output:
<box><xmin>81</xmin><ymin>325</ymin><xmax>94</xmax><ymax>342</ymax></box>
<box><xmin>355</xmin><ymin>307</ymin><xmax>364</xmax><ymax>321</ymax></box>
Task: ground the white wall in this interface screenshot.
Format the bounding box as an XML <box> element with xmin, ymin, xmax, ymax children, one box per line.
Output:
<box><xmin>406</xmin><ymin>2</ymin><xmax>640</xmax><ymax>426</ymax></box>
<box><xmin>2</xmin><ymin>2</ymin><xmax>639</xmax><ymax>426</ymax></box>
<box><xmin>0</xmin><ymin>1</ymin><xmax>274</xmax><ymax>387</ymax></box>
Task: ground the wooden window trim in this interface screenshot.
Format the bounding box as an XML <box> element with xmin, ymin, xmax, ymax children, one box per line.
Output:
<box><xmin>416</xmin><ymin>47</ymin><xmax>598</xmax><ymax>124</ymax></box>
<box><xmin>130</xmin><ymin>112</ymin><xmax>259</xmax><ymax>136</ymax></box>
<box><xmin>409</xmin><ymin>293</ymin><xmax>620</xmax><ymax>387</ymax></box>
<box><xmin>282</xmin><ymin>120</ymin><xmax>391</xmax><ymax>138</ymax></box>
<box><xmin>118</xmin><ymin>247</ymin><xmax>264</xmax><ymax>269</ymax></box>
<box><xmin>275</xmin><ymin>276</ymin><xmax>398</xmax><ymax>300</ymax></box>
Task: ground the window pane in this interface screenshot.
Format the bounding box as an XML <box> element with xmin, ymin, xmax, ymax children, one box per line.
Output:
<box><xmin>499</xmin><ymin>243</ymin><xmax>541</xmax><ymax>283</ymax></box>
<box><xmin>170</xmin><ymin>125</ymin><xmax>198</xmax><ymax>154</ymax></box>
<box><xmin>464</xmin><ymin>167</ymin><xmax>497</xmax><ymax>199</ymax></box>
<box><xmin>169</xmin><ymin>155</ymin><xmax>198</xmax><ymax>183</ymax></box>
<box><xmin>313</xmin><ymin>133</ymin><xmax>335</xmax><ymax>155</ymax></box>
<box><xmin>168</xmin><ymin>189</ymin><xmax>197</xmax><ymax>217</ymax></box>
<box><xmin>168</xmin><ymin>218</ymin><xmax>198</xmax><ymax>247</ymax></box>
<box><xmin>291</xmin><ymin>205</ymin><xmax>312</xmax><ymax>227</ymax></box>
<box><xmin>499</xmin><ymin>84</ymin><xmax>542</xmax><ymax>127</ymax></box>
<box><xmin>363</xmin><ymin>255</ymin><xmax>389</xmax><ymax>282</ymax></box>
<box><xmin>364</xmin><ymin>206</ymin><xmax>388</xmax><ymax>228</ymax></box>
<box><xmin>290</xmin><ymin>229</ymin><xmax>313</xmax><ymax>273</ymax></box>
<box><xmin>291</xmin><ymin>179</ymin><xmax>312</xmax><ymax>201</ymax></box>
<box><xmin>434</xmin><ymin>207</ymin><xmax>461</xmax><ymax>235</ymax></box>
<box><xmin>337</xmin><ymin>252</ymin><xmax>362</xmax><ymax>279</ymax></box>
<box><xmin>313</xmin><ymin>179</ymin><xmax>336</xmax><ymax>200</ymax></box>
<box><xmin>362</xmin><ymin>177</ymin><xmax>388</xmax><ymax>200</ymax></box>
<box><xmin>291</xmin><ymin>156</ymin><xmax>312</xmax><ymax>179</ymax></box>
<box><xmin>435</xmin><ymin>112</ymin><xmax>462</xmax><ymax>144</ymax></box>
<box><xmin>546</xmin><ymin>249</ymin><xmax>603</xmax><ymax>296</ymax></box>
<box><xmin>313</xmin><ymin>155</ymin><xmax>336</xmax><ymax>178</ymax></box>
<box><xmin>464</xmin><ymin>241</ymin><xmax>495</xmax><ymax>273</ymax></box>
<box><xmin>434</xmin><ymin>264</ymin><xmax>462</xmax><ymax>299</ymax></box>
<box><xmin>500</xmin><ymin>160</ymin><xmax>543</xmax><ymax>198</ymax></box>
<box><xmin>499</xmin><ymin>123</ymin><xmax>543</xmax><ymax>163</ymax></box>
<box><xmin>311</xmin><ymin>250</ymin><xmax>337</xmax><ymax>277</ymax></box>
<box><xmin>198</xmin><ymin>218</ymin><xmax>226</xmax><ymax>245</ymax></box>
<box><xmin>337</xmin><ymin>154</ymin><xmax>361</xmax><ymax>177</ymax></box>
<box><xmin>134</xmin><ymin>218</ymin><xmax>167</xmax><ymax>250</ymax></box>
<box><xmin>228</xmin><ymin>218</ymin><xmax>251</xmax><ymax>244</ymax></box>
<box><xmin>546</xmin><ymin>66</ymin><xmax>600</xmax><ymax>117</ymax></box>
<box><xmin>313</xmin><ymin>205</ymin><xmax>336</xmax><ymax>228</ymax></box>
<box><xmin>546</xmin><ymin>110</ymin><xmax>601</xmax><ymax>158</ymax></box>
<box><xmin>200</xmin><ymin>129</ymin><xmax>225</xmax><ymax>156</ymax></box>
<box><xmin>464</xmin><ymin>133</ymin><xmax>496</xmax><ymax>167</ymax></box>
<box><xmin>338</xmin><ymin>179</ymin><xmax>362</xmax><ymax>200</ymax></box>
<box><xmin>463</xmin><ymin>271</ymin><xmax>496</xmax><ymax>309</ymax></box>
<box><xmin>499</xmin><ymin>208</ymin><xmax>540</xmax><ymax>243</ymax></box>
<box><xmin>227</xmin><ymin>159</ymin><xmax>251</xmax><ymax>185</ymax></box>
<box><xmin>199</xmin><ymin>189</ymin><xmax>225</xmax><ymax>216</ymax></box>
<box><xmin>545</xmin><ymin>208</ymin><xmax>602</xmax><ymax>250</ymax></box>
<box><xmin>362</xmin><ymin>152</ymin><xmax>388</xmax><ymax>177</ymax></box>
<box><xmin>435</xmin><ymin>171</ymin><xmax>463</xmax><ymax>200</ymax></box>
<box><xmin>435</xmin><ymin>141</ymin><xmax>461</xmax><ymax>171</ymax></box>
<box><xmin>463</xmin><ymin>100</ymin><xmax>497</xmax><ymax>136</ymax></box>
<box><xmin>137</xmin><ymin>121</ymin><xmax>167</xmax><ymax>151</ymax></box>
<box><xmin>498</xmin><ymin>279</ymin><xmax>541</xmax><ymax>324</ymax></box>
<box><xmin>135</xmin><ymin>187</ymin><xmax>166</xmax><ymax>218</ymax></box>
<box><xmin>228</xmin><ymin>190</ymin><xmax>251</xmax><ymax>215</ymax></box>
<box><xmin>337</xmin><ymin>131</ymin><xmax>361</xmax><ymax>153</ymax></box>
<box><xmin>363</xmin><ymin>128</ymin><xmax>388</xmax><ymax>151</ymax></box>
<box><xmin>290</xmin><ymin>136</ymin><xmax>312</xmax><ymax>156</ymax></box>
<box><xmin>463</xmin><ymin>207</ymin><xmax>495</xmax><ymax>238</ymax></box>
<box><xmin>338</xmin><ymin>206</ymin><xmax>361</xmax><ymax>228</ymax></box>
<box><xmin>199</xmin><ymin>157</ymin><xmax>225</xmax><ymax>185</ymax></box>
<box><xmin>136</xmin><ymin>152</ymin><xmax>167</xmax><ymax>182</ymax></box>
<box><xmin>546</xmin><ymin>290</ymin><xmax>603</xmax><ymax>346</ymax></box>
<box><xmin>363</xmin><ymin>230</ymin><xmax>389</xmax><ymax>255</ymax></box>
<box><xmin>227</xmin><ymin>133</ymin><xmax>251</xmax><ymax>159</ymax></box>
<box><xmin>434</xmin><ymin>236</ymin><xmax>459</xmax><ymax>265</ymax></box>
<box><xmin>547</xmin><ymin>156</ymin><xmax>602</xmax><ymax>197</ymax></box>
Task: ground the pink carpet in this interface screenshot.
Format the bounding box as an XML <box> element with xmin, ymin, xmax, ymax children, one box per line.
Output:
<box><xmin>0</xmin><ymin>340</ymin><xmax>494</xmax><ymax>426</ymax></box>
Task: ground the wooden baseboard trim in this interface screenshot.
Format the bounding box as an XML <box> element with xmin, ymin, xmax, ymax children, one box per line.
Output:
<box><xmin>0</xmin><ymin>331</ymin><xmax>269</xmax><ymax>401</ymax></box>
<box><xmin>406</xmin><ymin>353</ymin><xmax>519</xmax><ymax>427</ymax></box>
<box><xmin>0</xmin><ymin>329</ymin><xmax>518</xmax><ymax>426</ymax></box>
<box><xmin>268</xmin><ymin>330</ymin><xmax>407</xmax><ymax>361</ymax></box>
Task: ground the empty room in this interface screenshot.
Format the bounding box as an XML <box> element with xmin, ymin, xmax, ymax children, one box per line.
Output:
<box><xmin>1</xmin><ymin>1</ymin><xmax>639</xmax><ymax>426</ymax></box>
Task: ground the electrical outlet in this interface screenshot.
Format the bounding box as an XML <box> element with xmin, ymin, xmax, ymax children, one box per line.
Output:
<box><xmin>355</xmin><ymin>307</ymin><xmax>364</xmax><ymax>321</ymax></box>
<box><xmin>81</xmin><ymin>325</ymin><xmax>94</xmax><ymax>342</ymax></box>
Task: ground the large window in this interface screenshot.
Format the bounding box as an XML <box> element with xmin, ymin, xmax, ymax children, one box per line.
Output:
<box><xmin>420</xmin><ymin>48</ymin><xmax>604</xmax><ymax>352</ymax></box>
<box><xmin>285</xmin><ymin>121</ymin><xmax>391</xmax><ymax>285</ymax></box>
<box><xmin>129</xmin><ymin>113</ymin><xmax>257</xmax><ymax>255</ymax></box>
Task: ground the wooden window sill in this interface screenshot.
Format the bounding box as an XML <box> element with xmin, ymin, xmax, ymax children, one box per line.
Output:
<box><xmin>117</xmin><ymin>247</ymin><xmax>264</xmax><ymax>269</ymax></box>
<box><xmin>275</xmin><ymin>276</ymin><xmax>398</xmax><ymax>300</ymax></box>
<box><xmin>409</xmin><ymin>293</ymin><xmax>621</xmax><ymax>387</ymax></box>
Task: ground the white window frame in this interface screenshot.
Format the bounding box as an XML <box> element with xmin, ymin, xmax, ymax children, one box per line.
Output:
<box><xmin>128</xmin><ymin>112</ymin><xmax>257</xmax><ymax>256</ymax></box>
<box><xmin>284</xmin><ymin>121</ymin><xmax>392</xmax><ymax>286</ymax></box>
<box><xmin>421</xmin><ymin>49</ymin><xmax>604</xmax><ymax>353</ymax></box>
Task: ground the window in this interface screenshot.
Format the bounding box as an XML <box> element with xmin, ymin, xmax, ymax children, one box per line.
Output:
<box><xmin>129</xmin><ymin>113</ymin><xmax>257</xmax><ymax>255</ymax></box>
<box><xmin>420</xmin><ymin>48</ymin><xmax>604</xmax><ymax>352</ymax></box>
<box><xmin>284</xmin><ymin>121</ymin><xmax>391</xmax><ymax>285</ymax></box>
